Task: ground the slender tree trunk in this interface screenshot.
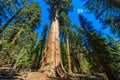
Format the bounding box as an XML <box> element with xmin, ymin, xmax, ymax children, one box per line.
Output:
<box><xmin>66</xmin><ymin>37</ymin><xmax>72</xmax><ymax>73</ymax></box>
<box><xmin>8</xmin><ymin>26</ymin><xmax>24</xmax><ymax>65</ymax></box>
<box><xmin>12</xmin><ymin>26</ymin><xmax>23</xmax><ymax>45</ymax></box>
<box><xmin>0</xmin><ymin>6</ymin><xmax>25</xmax><ymax>33</ymax></box>
<box><xmin>0</xmin><ymin>26</ymin><xmax>24</xmax><ymax>63</ymax></box>
<box><xmin>39</xmin><ymin>15</ymin><xmax>65</xmax><ymax>77</ymax></box>
<box><xmin>71</xmin><ymin>52</ymin><xmax>81</xmax><ymax>73</ymax></box>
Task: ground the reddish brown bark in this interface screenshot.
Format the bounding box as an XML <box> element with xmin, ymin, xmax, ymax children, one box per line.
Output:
<box><xmin>39</xmin><ymin>16</ymin><xmax>65</xmax><ymax>77</ymax></box>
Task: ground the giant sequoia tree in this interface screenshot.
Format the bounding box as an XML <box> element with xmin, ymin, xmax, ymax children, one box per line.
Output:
<box><xmin>38</xmin><ymin>0</ymin><xmax>73</xmax><ymax>77</ymax></box>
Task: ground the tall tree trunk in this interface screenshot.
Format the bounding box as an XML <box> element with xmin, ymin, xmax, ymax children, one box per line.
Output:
<box><xmin>66</xmin><ymin>37</ymin><xmax>72</xmax><ymax>73</ymax></box>
<box><xmin>39</xmin><ymin>15</ymin><xmax>65</xmax><ymax>77</ymax></box>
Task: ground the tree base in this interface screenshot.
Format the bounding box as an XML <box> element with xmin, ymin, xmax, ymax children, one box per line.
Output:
<box><xmin>38</xmin><ymin>63</ymin><xmax>66</xmax><ymax>77</ymax></box>
<box><xmin>26</xmin><ymin>72</ymin><xmax>106</xmax><ymax>80</ymax></box>
<box><xmin>26</xmin><ymin>72</ymin><xmax>69</xmax><ymax>80</ymax></box>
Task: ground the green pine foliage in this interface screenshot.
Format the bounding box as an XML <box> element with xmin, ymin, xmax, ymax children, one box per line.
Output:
<box><xmin>0</xmin><ymin>1</ymin><xmax>41</xmax><ymax>69</ymax></box>
<box><xmin>107</xmin><ymin>35</ymin><xmax>120</xmax><ymax>78</ymax></box>
<box><xmin>79</xmin><ymin>14</ymin><xmax>120</xmax><ymax>79</ymax></box>
<box><xmin>81</xmin><ymin>0</ymin><xmax>120</xmax><ymax>36</ymax></box>
<box><xmin>44</xmin><ymin>0</ymin><xmax>73</xmax><ymax>19</ymax></box>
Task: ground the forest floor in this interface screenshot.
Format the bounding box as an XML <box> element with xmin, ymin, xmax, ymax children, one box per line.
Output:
<box><xmin>0</xmin><ymin>63</ymin><xmax>106</xmax><ymax>80</ymax></box>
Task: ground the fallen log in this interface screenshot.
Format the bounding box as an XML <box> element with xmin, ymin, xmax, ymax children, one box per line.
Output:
<box><xmin>65</xmin><ymin>73</ymin><xmax>106</xmax><ymax>80</ymax></box>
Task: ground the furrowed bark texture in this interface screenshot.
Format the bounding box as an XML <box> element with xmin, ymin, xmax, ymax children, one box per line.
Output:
<box><xmin>39</xmin><ymin>16</ymin><xmax>65</xmax><ymax>77</ymax></box>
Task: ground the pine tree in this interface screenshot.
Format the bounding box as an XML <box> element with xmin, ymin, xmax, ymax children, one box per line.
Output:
<box><xmin>72</xmin><ymin>25</ymin><xmax>91</xmax><ymax>74</ymax></box>
<box><xmin>0</xmin><ymin>0</ymin><xmax>31</xmax><ymax>33</ymax></box>
<box><xmin>11</xmin><ymin>2</ymin><xmax>41</xmax><ymax>68</ymax></box>
<box><xmin>79</xmin><ymin>14</ymin><xmax>119</xmax><ymax>80</ymax></box>
<box><xmin>0</xmin><ymin>2</ymin><xmax>41</xmax><ymax>69</ymax></box>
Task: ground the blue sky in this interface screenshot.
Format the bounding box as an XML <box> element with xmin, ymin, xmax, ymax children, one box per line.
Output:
<box><xmin>35</xmin><ymin>0</ymin><xmax>116</xmax><ymax>39</ymax></box>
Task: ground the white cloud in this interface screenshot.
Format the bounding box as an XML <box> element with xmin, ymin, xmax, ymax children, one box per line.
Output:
<box><xmin>77</xmin><ymin>8</ymin><xmax>83</xmax><ymax>14</ymax></box>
